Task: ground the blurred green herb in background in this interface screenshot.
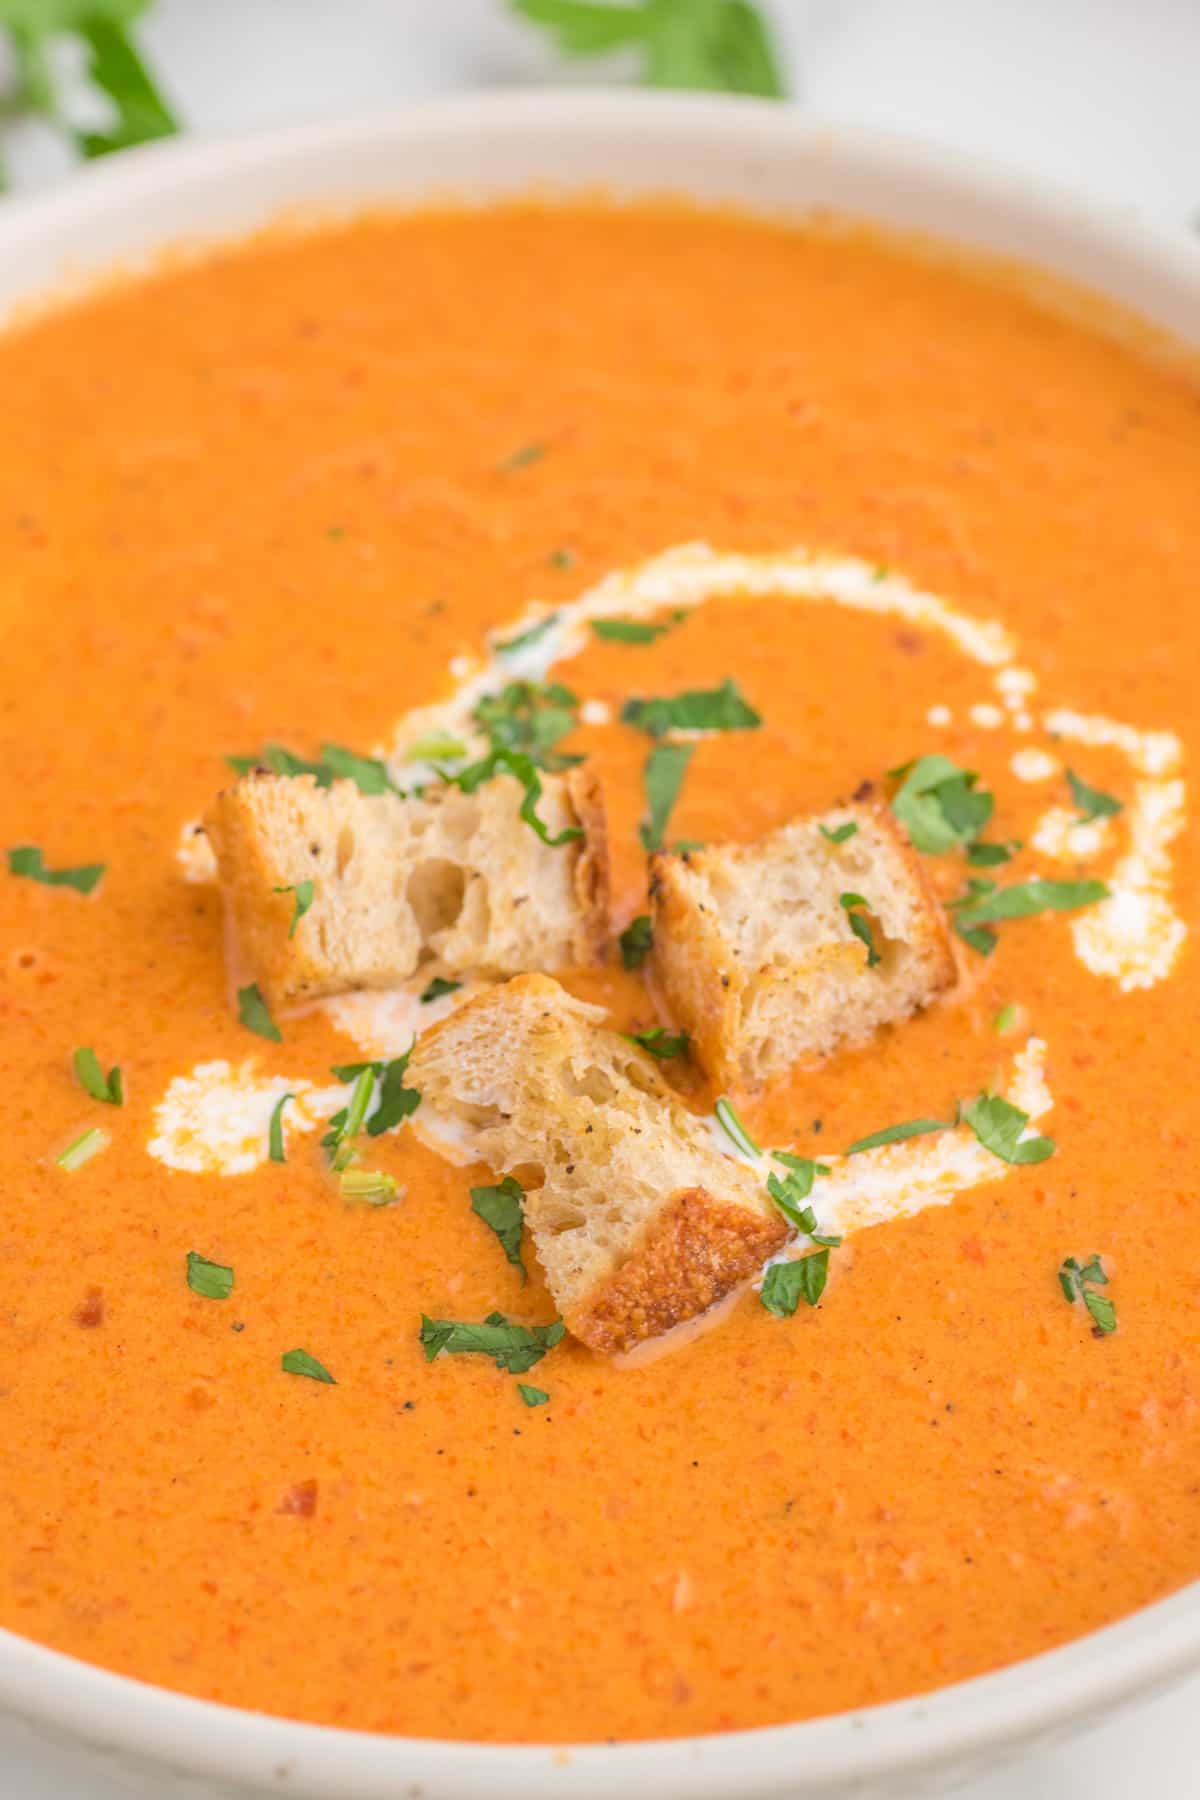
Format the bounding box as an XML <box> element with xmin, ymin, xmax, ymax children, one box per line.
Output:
<box><xmin>0</xmin><ymin>0</ymin><xmax>175</xmax><ymax>187</ymax></box>
<box><xmin>512</xmin><ymin>0</ymin><xmax>786</xmax><ymax>96</ymax></box>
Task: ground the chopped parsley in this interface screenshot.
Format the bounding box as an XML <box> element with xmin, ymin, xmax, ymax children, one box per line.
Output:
<box><xmin>819</xmin><ymin>821</ymin><xmax>858</xmax><ymax>845</ymax></box>
<box><xmin>226</xmin><ymin>742</ymin><xmax>400</xmax><ymax>796</ymax></box>
<box><xmin>621</xmin><ymin>677</ymin><xmax>761</xmax><ymax>738</ymax></box>
<box><xmin>1059</xmin><ymin>1255</ymin><xmax>1117</xmax><ymax>1334</ymax></box>
<box><xmin>282</xmin><ymin>1348</ymin><xmax>336</xmax><ymax>1384</ymax></box>
<box><xmin>511</xmin><ymin>0</ymin><xmax>786</xmax><ymax>98</ymax></box>
<box><xmin>549</xmin><ymin>547</ymin><xmax>576</xmax><ymax>570</ymax></box>
<box><xmin>840</xmin><ymin>891</ymin><xmax>881</xmax><ymax>967</ymax></box>
<box><xmin>845</xmin><ymin>1116</ymin><xmax>955</xmax><ymax>1155</ymax></box>
<box><xmin>186</xmin><ymin>1252</ymin><xmax>234</xmax><ymax>1300</ymax></box>
<box><xmin>625</xmin><ymin>1027</ymin><xmax>689</xmax><ymax>1059</ymax></box>
<box><xmin>714</xmin><ymin>1096</ymin><xmax>761</xmax><ymax>1159</ymax></box>
<box><xmin>993</xmin><ymin>1003</ymin><xmax>1020</xmax><ymax>1036</ymax></box>
<box><xmin>500</xmin><ymin>442</ymin><xmax>546</xmax><ymax>471</ymax></box>
<box><xmin>273</xmin><ymin>878</ymin><xmax>314</xmax><ymax>937</ymax></box>
<box><xmin>638</xmin><ymin>741</ymin><xmax>694</xmax><ymax>853</ymax></box>
<box><xmin>420</xmin><ymin>976</ymin><xmax>462</xmax><ymax>1004</ymax></box>
<box><xmin>890</xmin><ymin>755</ymin><xmax>993</xmax><ymax>855</ymax></box>
<box><xmin>55</xmin><ymin>1126</ymin><xmax>110</xmax><ymax>1171</ymax></box>
<box><xmin>471</xmin><ymin>1177</ymin><xmax>527</xmax><ymax>1280</ymax></box>
<box><xmin>495</xmin><ymin>612</ymin><xmax>559</xmax><ymax>655</ymax></box>
<box><xmin>437</xmin><ymin>746</ymin><xmax>583</xmax><ymax>847</ymax></box>
<box><xmin>472</xmin><ymin>679</ymin><xmax>580</xmax><ymax>770</ymax></box>
<box><xmin>591</xmin><ymin>617</ymin><xmax>672</xmax><ymax>645</ymax></box>
<box><xmin>966</xmin><ymin>839</ymin><xmax>1019</xmax><ymax>868</ymax></box>
<box><xmin>325</xmin><ymin>1053</ymin><xmax>420</xmax><ymax>1164</ymax></box>
<box><xmin>953</xmin><ymin>878</ymin><xmax>1109</xmax><ymax>936</ymax></box>
<box><xmin>765</xmin><ymin>1157</ymin><xmax>838</xmax><ymax>1242</ymax></box>
<box><xmin>72</xmin><ymin>1046</ymin><xmax>122</xmax><ymax>1106</ymax></box>
<box><xmin>517</xmin><ymin>1383</ymin><xmax>550</xmax><ymax>1407</ymax></box>
<box><xmin>1067</xmin><ymin>768</ymin><xmax>1123</xmax><ymax>823</ymax></box>
<box><xmin>419</xmin><ymin>1311</ymin><xmax>565</xmax><ymax>1374</ymax></box>
<box><xmin>619</xmin><ymin>914</ymin><xmax>654</xmax><ymax>969</ymax></box>
<box><xmin>339</xmin><ymin>1168</ymin><xmax>399</xmax><ymax>1204</ymax></box>
<box><xmin>237</xmin><ymin>983</ymin><xmax>281</xmax><ymax>1042</ymax></box>
<box><xmin>7</xmin><ymin>845</ymin><xmax>105</xmax><ymax>895</ymax></box>
<box><xmin>760</xmin><ymin>1251</ymin><xmax>830</xmax><ymax>1316</ymax></box>
<box><xmin>963</xmin><ymin>1093</ymin><xmax>1054</xmax><ymax>1165</ymax></box>
<box><xmin>268</xmin><ymin>1092</ymin><xmax>294</xmax><ymax>1164</ymax></box>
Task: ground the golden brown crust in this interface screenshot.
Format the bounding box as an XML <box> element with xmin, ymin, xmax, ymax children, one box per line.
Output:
<box><xmin>566</xmin><ymin>1186</ymin><xmax>787</xmax><ymax>1355</ymax></box>
<box><xmin>647</xmin><ymin>847</ymin><xmax>742</xmax><ymax>1092</ymax></box>
<box><xmin>205</xmin><ymin>773</ymin><xmax>328</xmax><ymax>1010</ymax></box>
<box><xmin>566</xmin><ymin>763</ymin><xmax>612</xmax><ymax>964</ymax></box>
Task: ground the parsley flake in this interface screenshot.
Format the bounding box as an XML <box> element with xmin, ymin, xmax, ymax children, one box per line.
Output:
<box><xmin>472</xmin><ymin>680</ymin><xmax>580</xmax><ymax>769</ymax></box>
<box><xmin>500</xmin><ymin>442</ymin><xmax>546</xmax><ymax>471</ymax></box>
<box><xmin>845</xmin><ymin>1116</ymin><xmax>955</xmax><ymax>1155</ymax></box>
<box><xmin>420</xmin><ymin>976</ymin><xmax>462</xmax><ymax>1004</ymax></box>
<box><xmin>274</xmin><ymin>879</ymin><xmax>314</xmax><ymax>938</ymax></box>
<box><xmin>72</xmin><ymin>1047</ymin><xmax>122</xmax><ymax>1106</ymax></box>
<box><xmin>237</xmin><ymin>983</ymin><xmax>281</xmax><ymax>1042</ymax></box>
<box><xmin>512</xmin><ymin>0</ymin><xmax>786</xmax><ymax>98</ymax></box>
<box><xmin>765</xmin><ymin>1158</ymin><xmax>839</xmax><ymax>1243</ymax></box>
<box><xmin>890</xmin><ymin>755</ymin><xmax>993</xmax><ymax>855</ymax></box>
<box><xmin>282</xmin><ymin>1348</ymin><xmax>336</xmax><ymax>1384</ymax></box>
<box><xmin>625</xmin><ymin>1027</ymin><xmax>689</xmax><ymax>1059</ymax></box>
<box><xmin>419</xmin><ymin>1311</ymin><xmax>565</xmax><ymax>1375</ymax></box>
<box><xmin>819</xmin><ymin>821</ymin><xmax>858</xmax><ymax>845</ymax></box>
<box><xmin>621</xmin><ymin>678</ymin><xmax>761</xmax><ymax>738</ymax></box>
<box><xmin>495</xmin><ymin>612</ymin><xmax>559</xmax><ymax>655</ymax></box>
<box><xmin>760</xmin><ymin>1250</ymin><xmax>830</xmax><ymax>1316</ymax></box>
<box><xmin>714</xmin><ymin>1096</ymin><xmax>761</xmax><ymax>1159</ymax></box>
<box><xmin>8</xmin><ymin>845</ymin><xmax>105</xmax><ymax>895</ymax></box>
<box><xmin>1059</xmin><ymin>1255</ymin><xmax>1117</xmax><ymax>1334</ymax></box>
<box><xmin>471</xmin><ymin>1177</ymin><xmax>527</xmax><ymax>1280</ymax></box>
<box><xmin>953</xmin><ymin>878</ymin><xmax>1109</xmax><ymax>934</ymax></box>
<box><xmin>268</xmin><ymin>1092</ymin><xmax>294</xmax><ymax>1164</ymax></box>
<box><xmin>517</xmin><ymin>1382</ymin><xmax>550</xmax><ymax>1407</ymax></box>
<box><xmin>638</xmin><ymin>741</ymin><xmax>694</xmax><ymax>853</ymax></box>
<box><xmin>840</xmin><ymin>891</ymin><xmax>881</xmax><ymax>967</ymax></box>
<box><xmin>963</xmin><ymin>1093</ymin><xmax>1054</xmax><ymax>1165</ymax></box>
<box><xmin>437</xmin><ymin>746</ymin><xmax>583</xmax><ymax>847</ymax></box>
<box><xmin>1067</xmin><ymin>769</ymin><xmax>1123</xmax><ymax>823</ymax></box>
<box><xmin>186</xmin><ymin>1252</ymin><xmax>234</xmax><ymax>1300</ymax></box>
<box><xmin>619</xmin><ymin>914</ymin><xmax>654</xmax><ymax>969</ymax></box>
<box><xmin>405</xmin><ymin>731</ymin><xmax>468</xmax><ymax>764</ymax></box>
<box><xmin>339</xmin><ymin>1168</ymin><xmax>399</xmax><ymax>1205</ymax></box>
<box><xmin>592</xmin><ymin>617</ymin><xmax>673</xmax><ymax>645</ymax></box>
<box><xmin>55</xmin><ymin>1126</ymin><xmax>110</xmax><ymax>1171</ymax></box>
<box><xmin>226</xmin><ymin>742</ymin><xmax>399</xmax><ymax>796</ymax></box>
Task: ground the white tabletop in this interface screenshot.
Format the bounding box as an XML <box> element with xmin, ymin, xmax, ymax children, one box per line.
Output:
<box><xmin>2</xmin><ymin>2</ymin><xmax>1198</xmax><ymax>1792</ymax></box>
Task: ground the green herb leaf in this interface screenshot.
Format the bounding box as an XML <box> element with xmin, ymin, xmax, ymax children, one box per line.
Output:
<box><xmin>1059</xmin><ymin>1255</ymin><xmax>1117</xmax><ymax>1334</ymax></box>
<box><xmin>500</xmin><ymin>442</ymin><xmax>546</xmax><ymax>471</ymax></box>
<box><xmin>953</xmin><ymin>878</ymin><xmax>1109</xmax><ymax>930</ymax></box>
<box><xmin>639</xmin><ymin>741</ymin><xmax>694</xmax><ymax>853</ymax></box>
<box><xmin>765</xmin><ymin>1162</ymin><xmax>840</xmax><ymax>1244</ymax></box>
<box><xmin>839</xmin><ymin>891</ymin><xmax>881</xmax><ymax>967</ymax></box>
<box><xmin>495</xmin><ymin>612</ymin><xmax>559</xmax><ymax>655</ymax></box>
<box><xmin>845</xmin><ymin>1116</ymin><xmax>954</xmax><ymax>1155</ymax></box>
<box><xmin>714</xmin><ymin>1096</ymin><xmax>761</xmax><ymax>1159</ymax></box>
<box><xmin>621</xmin><ymin>677</ymin><xmax>761</xmax><ymax>738</ymax></box>
<box><xmin>472</xmin><ymin>680</ymin><xmax>580</xmax><ymax>770</ymax></box>
<box><xmin>226</xmin><ymin>742</ymin><xmax>399</xmax><ymax>796</ymax></box>
<box><xmin>819</xmin><ymin>821</ymin><xmax>858</xmax><ymax>845</ymax></box>
<box><xmin>273</xmin><ymin>878</ymin><xmax>314</xmax><ymax>938</ymax></box>
<box><xmin>512</xmin><ymin>0</ymin><xmax>787</xmax><ymax>98</ymax></box>
<box><xmin>1067</xmin><ymin>768</ymin><xmax>1123</xmax><ymax>823</ymax></box>
<box><xmin>517</xmin><ymin>1382</ymin><xmax>550</xmax><ymax>1406</ymax></box>
<box><xmin>74</xmin><ymin>13</ymin><xmax>177</xmax><ymax>158</ymax></box>
<box><xmin>237</xmin><ymin>983</ymin><xmax>281</xmax><ymax>1042</ymax></box>
<box><xmin>186</xmin><ymin>1251</ymin><xmax>234</xmax><ymax>1300</ymax></box>
<box><xmin>7</xmin><ymin>845</ymin><xmax>105</xmax><ymax>895</ymax></box>
<box><xmin>420</xmin><ymin>976</ymin><xmax>462</xmax><ymax>1004</ymax></box>
<box><xmin>471</xmin><ymin>1177</ymin><xmax>527</xmax><ymax>1280</ymax></box>
<box><xmin>963</xmin><ymin>1094</ymin><xmax>1055</xmax><ymax>1166</ymax></box>
<box><xmin>419</xmin><ymin>1310</ymin><xmax>565</xmax><ymax>1375</ymax></box>
<box><xmin>891</xmin><ymin>755</ymin><xmax>994</xmax><ymax>855</ymax></box>
<box><xmin>549</xmin><ymin>547</ymin><xmax>576</xmax><ymax>570</ymax></box>
<box><xmin>760</xmin><ymin>1250</ymin><xmax>830</xmax><ymax>1316</ymax></box>
<box><xmin>966</xmin><ymin>840</ymin><xmax>1019</xmax><ymax>867</ymax></box>
<box><xmin>55</xmin><ymin>1126</ymin><xmax>110</xmax><ymax>1171</ymax></box>
<box><xmin>993</xmin><ymin>1003</ymin><xmax>1020</xmax><ymax>1036</ymax></box>
<box><xmin>268</xmin><ymin>1091</ymin><xmax>293</xmax><ymax>1164</ymax></box>
<box><xmin>619</xmin><ymin>914</ymin><xmax>654</xmax><ymax>969</ymax></box>
<box><xmin>625</xmin><ymin>1026</ymin><xmax>689</xmax><ymax>1059</ymax></box>
<box><xmin>440</xmin><ymin>746</ymin><xmax>583</xmax><ymax>847</ymax></box>
<box><xmin>282</xmin><ymin>1348</ymin><xmax>336</xmax><ymax>1384</ymax></box>
<box><xmin>0</xmin><ymin>4</ymin><xmax>177</xmax><ymax>170</ymax></box>
<box><xmin>591</xmin><ymin>617</ymin><xmax>672</xmax><ymax>644</ymax></box>
<box><xmin>72</xmin><ymin>1046</ymin><xmax>122</xmax><ymax>1106</ymax></box>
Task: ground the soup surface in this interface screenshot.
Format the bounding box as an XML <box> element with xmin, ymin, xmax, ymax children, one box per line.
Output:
<box><xmin>1</xmin><ymin>201</ymin><xmax>1199</xmax><ymax>1743</ymax></box>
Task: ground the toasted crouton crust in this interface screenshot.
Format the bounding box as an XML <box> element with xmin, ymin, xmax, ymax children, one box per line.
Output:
<box><xmin>205</xmin><ymin>768</ymin><xmax>610</xmax><ymax>1010</ymax></box>
<box><xmin>649</xmin><ymin>800</ymin><xmax>956</xmax><ymax>1093</ymax></box>
<box><xmin>409</xmin><ymin>973</ymin><xmax>786</xmax><ymax>1354</ymax></box>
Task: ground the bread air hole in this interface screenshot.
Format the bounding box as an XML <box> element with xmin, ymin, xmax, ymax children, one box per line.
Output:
<box><xmin>406</xmin><ymin>859</ymin><xmax>466</xmax><ymax>938</ymax></box>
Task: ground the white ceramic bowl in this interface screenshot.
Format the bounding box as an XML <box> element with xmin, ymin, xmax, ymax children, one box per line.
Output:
<box><xmin>1</xmin><ymin>90</ymin><xmax>1198</xmax><ymax>1800</ymax></box>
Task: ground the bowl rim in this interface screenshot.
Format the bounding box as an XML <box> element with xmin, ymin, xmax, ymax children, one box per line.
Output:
<box><xmin>1</xmin><ymin>86</ymin><xmax>1198</xmax><ymax>1799</ymax></box>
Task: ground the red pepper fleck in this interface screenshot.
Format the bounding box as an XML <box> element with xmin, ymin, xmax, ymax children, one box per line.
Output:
<box><xmin>73</xmin><ymin>1287</ymin><xmax>104</xmax><ymax>1328</ymax></box>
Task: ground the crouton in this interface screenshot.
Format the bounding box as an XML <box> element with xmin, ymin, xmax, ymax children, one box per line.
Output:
<box><xmin>205</xmin><ymin>768</ymin><xmax>609</xmax><ymax>1010</ymax></box>
<box><xmin>648</xmin><ymin>801</ymin><xmax>956</xmax><ymax>1092</ymax></box>
<box><xmin>408</xmin><ymin>973</ymin><xmax>786</xmax><ymax>1354</ymax></box>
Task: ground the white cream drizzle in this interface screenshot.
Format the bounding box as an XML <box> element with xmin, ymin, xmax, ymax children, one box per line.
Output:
<box><xmin>1071</xmin><ymin>779</ymin><xmax>1188</xmax><ymax>991</ymax></box>
<box><xmin>1031</xmin><ymin>806</ymin><xmax>1116</xmax><ymax>863</ymax></box>
<box><xmin>1010</xmin><ymin>748</ymin><xmax>1059</xmax><ymax>783</ymax></box>
<box><xmin>148</xmin><ymin>1061</ymin><xmax>344</xmax><ymax>1176</ymax></box>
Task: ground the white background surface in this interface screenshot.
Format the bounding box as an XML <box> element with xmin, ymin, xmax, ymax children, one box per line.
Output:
<box><xmin>2</xmin><ymin>2</ymin><xmax>1199</xmax><ymax>1794</ymax></box>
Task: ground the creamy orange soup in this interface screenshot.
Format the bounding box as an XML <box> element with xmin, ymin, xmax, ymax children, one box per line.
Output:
<box><xmin>1</xmin><ymin>201</ymin><xmax>1199</xmax><ymax>1743</ymax></box>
